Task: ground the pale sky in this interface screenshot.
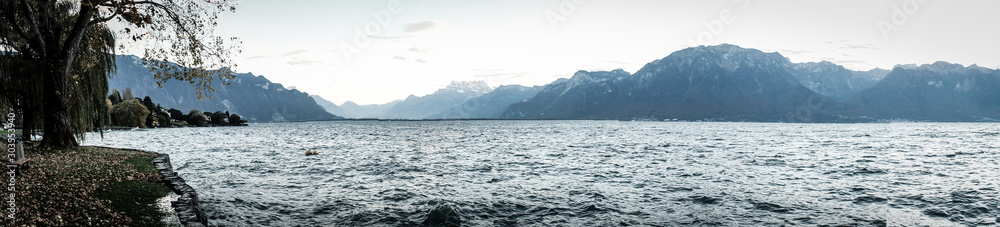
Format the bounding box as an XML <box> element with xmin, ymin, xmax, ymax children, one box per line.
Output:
<box><xmin>171</xmin><ymin>0</ymin><xmax>1000</xmax><ymax>105</ymax></box>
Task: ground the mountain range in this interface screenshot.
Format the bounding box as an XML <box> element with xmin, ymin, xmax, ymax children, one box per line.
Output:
<box><xmin>430</xmin><ymin>84</ymin><xmax>544</xmax><ymax>119</ymax></box>
<box><xmin>315</xmin><ymin>44</ymin><xmax>998</xmax><ymax>122</ymax></box>
<box><xmin>840</xmin><ymin>62</ymin><xmax>1000</xmax><ymax>121</ymax></box>
<box><xmin>384</xmin><ymin>81</ymin><xmax>495</xmax><ymax>119</ymax></box>
<box><xmin>504</xmin><ymin>45</ymin><xmax>825</xmax><ymax>121</ymax></box>
<box><xmin>109</xmin><ymin>55</ymin><xmax>340</xmax><ymax>122</ymax></box>
<box><xmin>117</xmin><ymin>44</ymin><xmax>997</xmax><ymax>123</ymax></box>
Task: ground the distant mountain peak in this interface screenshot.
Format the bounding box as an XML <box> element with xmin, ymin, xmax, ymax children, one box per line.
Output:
<box><xmin>568</xmin><ymin>69</ymin><xmax>630</xmax><ymax>83</ymax></box>
<box><xmin>684</xmin><ymin>43</ymin><xmax>772</xmax><ymax>55</ymax></box>
<box><xmin>892</xmin><ymin>61</ymin><xmax>986</xmax><ymax>75</ymax></box>
<box><xmin>664</xmin><ymin>44</ymin><xmax>791</xmax><ymax>73</ymax></box>
<box><xmin>794</xmin><ymin>61</ymin><xmax>849</xmax><ymax>73</ymax></box>
<box><xmin>444</xmin><ymin>80</ymin><xmax>493</xmax><ymax>93</ymax></box>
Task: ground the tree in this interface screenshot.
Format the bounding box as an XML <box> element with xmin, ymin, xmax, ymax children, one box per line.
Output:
<box><xmin>167</xmin><ymin>108</ymin><xmax>184</xmax><ymax>121</ymax></box>
<box><xmin>144</xmin><ymin>110</ymin><xmax>157</xmax><ymax>128</ymax></box>
<box><xmin>228</xmin><ymin>113</ymin><xmax>247</xmax><ymax>126</ymax></box>
<box><xmin>0</xmin><ymin>0</ymin><xmax>240</xmax><ymax>147</ymax></box>
<box><xmin>141</xmin><ymin>96</ymin><xmax>155</xmax><ymax>110</ymax></box>
<box><xmin>0</xmin><ymin>52</ymin><xmax>44</xmax><ymax>140</ymax></box>
<box><xmin>110</xmin><ymin>99</ymin><xmax>148</xmax><ymax>128</ymax></box>
<box><xmin>1</xmin><ymin>4</ymin><xmax>116</xmax><ymax>142</ymax></box>
<box><xmin>186</xmin><ymin>110</ymin><xmax>206</xmax><ymax>126</ymax></box>
<box><xmin>210</xmin><ymin>111</ymin><xmax>227</xmax><ymax>126</ymax></box>
<box><xmin>155</xmin><ymin>110</ymin><xmax>171</xmax><ymax>127</ymax></box>
<box><xmin>122</xmin><ymin>87</ymin><xmax>133</xmax><ymax>101</ymax></box>
<box><xmin>108</xmin><ymin>88</ymin><xmax>122</xmax><ymax>105</ymax></box>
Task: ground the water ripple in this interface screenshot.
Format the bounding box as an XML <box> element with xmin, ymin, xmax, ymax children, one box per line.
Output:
<box><xmin>85</xmin><ymin>121</ymin><xmax>1000</xmax><ymax>226</ymax></box>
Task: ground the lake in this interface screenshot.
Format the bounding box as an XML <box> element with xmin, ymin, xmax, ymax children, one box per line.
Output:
<box><xmin>84</xmin><ymin>121</ymin><xmax>1000</xmax><ymax>226</ymax></box>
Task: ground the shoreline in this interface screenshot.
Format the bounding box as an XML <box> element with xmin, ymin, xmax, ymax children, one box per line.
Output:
<box><xmin>89</xmin><ymin>146</ymin><xmax>208</xmax><ymax>227</ymax></box>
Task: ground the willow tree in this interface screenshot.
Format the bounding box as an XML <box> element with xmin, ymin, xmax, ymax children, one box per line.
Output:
<box><xmin>0</xmin><ymin>0</ymin><xmax>239</xmax><ymax>147</ymax></box>
<box><xmin>0</xmin><ymin>10</ymin><xmax>116</xmax><ymax>142</ymax></box>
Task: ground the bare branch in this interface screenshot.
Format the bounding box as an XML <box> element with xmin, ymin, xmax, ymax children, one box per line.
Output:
<box><xmin>130</xmin><ymin>1</ymin><xmax>198</xmax><ymax>41</ymax></box>
<box><xmin>89</xmin><ymin>8</ymin><xmax>119</xmax><ymax>25</ymax></box>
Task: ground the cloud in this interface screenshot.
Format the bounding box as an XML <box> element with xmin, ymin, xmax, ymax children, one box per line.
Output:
<box><xmin>403</xmin><ymin>21</ymin><xmax>437</xmax><ymax>33</ymax></box>
<box><xmin>368</xmin><ymin>35</ymin><xmax>414</xmax><ymax>41</ymax></box>
<box><xmin>247</xmin><ymin>49</ymin><xmax>318</xmax><ymax>60</ymax></box>
<box><xmin>773</xmin><ymin>49</ymin><xmax>814</xmax><ymax>55</ymax></box>
<box><xmin>602</xmin><ymin>60</ymin><xmax>630</xmax><ymax>65</ymax></box>
<box><xmin>392</xmin><ymin>56</ymin><xmax>407</xmax><ymax>60</ymax></box>
<box><xmin>415</xmin><ymin>59</ymin><xmax>429</xmax><ymax>64</ymax></box>
<box><xmin>287</xmin><ymin>58</ymin><xmax>324</xmax><ymax>65</ymax></box>
<box><xmin>473</xmin><ymin>72</ymin><xmax>528</xmax><ymax>79</ymax></box>
<box><xmin>841</xmin><ymin>44</ymin><xmax>877</xmax><ymax>50</ymax></box>
<box><xmin>282</xmin><ymin>49</ymin><xmax>310</xmax><ymax>57</ymax></box>
<box><xmin>817</xmin><ymin>57</ymin><xmax>872</xmax><ymax>68</ymax></box>
<box><xmin>409</xmin><ymin>46</ymin><xmax>431</xmax><ymax>53</ymax></box>
<box><xmin>826</xmin><ymin>40</ymin><xmax>878</xmax><ymax>50</ymax></box>
<box><xmin>246</xmin><ymin>55</ymin><xmax>276</xmax><ymax>60</ymax></box>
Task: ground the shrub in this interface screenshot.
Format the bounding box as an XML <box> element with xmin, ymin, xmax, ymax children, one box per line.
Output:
<box><xmin>210</xmin><ymin>111</ymin><xmax>228</xmax><ymax>126</ymax></box>
<box><xmin>168</xmin><ymin>108</ymin><xmax>185</xmax><ymax>121</ymax></box>
<box><xmin>156</xmin><ymin>112</ymin><xmax>171</xmax><ymax>127</ymax></box>
<box><xmin>186</xmin><ymin>110</ymin><xmax>207</xmax><ymax>126</ymax></box>
<box><xmin>228</xmin><ymin>114</ymin><xmax>248</xmax><ymax>126</ymax></box>
<box><xmin>110</xmin><ymin>100</ymin><xmax>150</xmax><ymax>128</ymax></box>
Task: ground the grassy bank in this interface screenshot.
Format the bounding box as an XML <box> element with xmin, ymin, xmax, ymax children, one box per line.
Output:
<box><xmin>1</xmin><ymin>145</ymin><xmax>173</xmax><ymax>226</ymax></box>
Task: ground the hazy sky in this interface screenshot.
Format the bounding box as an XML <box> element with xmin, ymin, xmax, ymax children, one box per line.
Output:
<box><xmin>193</xmin><ymin>0</ymin><xmax>1000</xmax><ymax>105</ymax></box>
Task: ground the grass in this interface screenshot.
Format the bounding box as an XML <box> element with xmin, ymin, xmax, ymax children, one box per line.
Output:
<box><xmin>0</xmin><ymin>130</ymin><xmax>20</xmax><ymax>135</ymax></box>
<box><xmin>124</xmin><ymin>156</ymin><xmax>159</xmax><ymax>174</ymax></box>
<box><xmin>93</xmin><ymin>180</ymin><xmax>170</xmax><ymax>227</ymax></box>
<box><xmin>0</xmin><ymin>145</ymin><xmax>173</xmax><ymax>226</ymax></box>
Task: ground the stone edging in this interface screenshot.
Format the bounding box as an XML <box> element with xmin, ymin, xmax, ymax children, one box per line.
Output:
<box><xmin>152</xmin><ymin>152</ymin><xmax>209</xmax><ymax>227</ymax></box>
<box><xmin>91</xmin><ymin>146</ymin><xmax>209</xmax><ymax>226</ymax></box>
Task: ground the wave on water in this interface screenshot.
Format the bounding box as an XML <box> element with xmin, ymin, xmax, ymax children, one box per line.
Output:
<box><xmin>85</xmin><ymin>121</ymin><xmax>1000</xmax><ymax>226</ymax></box>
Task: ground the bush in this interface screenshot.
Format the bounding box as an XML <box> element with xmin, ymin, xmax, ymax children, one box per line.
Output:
<box><xmin>186</xmin><ymin>110</ymin><xmax>207</xmax><ymax>126</ymax></box>
<box><xmin>228</xmin><ymin>114</ymin><xmax>248</xmax><ymax>126</ymax></box>
<box><xmin>156</xmin><ymin>112</ymin><xmax>171</xmax><ymax>127</ymax></box>
<box><xmin>110</xmin><ymin>100</ymin><xmax>150</xmax><ymax>128</ymax></box>
<box><xmin>145</xmin><ymin>112</ymin><xmax>157</xmax><ymax>128</ymax></box>
<box><xmin>168</xmin><ymin>108</ymin><xmax>185</xmax><ymax>121</ymax></box>
<box><xmin>210</xmin><ymin>111</ymin><xmax>228</xmax><ymax>126</ymax></box>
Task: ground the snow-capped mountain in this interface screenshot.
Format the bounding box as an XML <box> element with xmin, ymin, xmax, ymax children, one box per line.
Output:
<box><xmin>789</xmin><ymin>61</ymin><xmax>887</xmax><ymax>100</ymax></box>
<box><xmin>445</xmin><ymin>80</ymin><xmax>494</xmax><ymax>94</ymax></box>
<box><xmin>431</xmin><ymin>84</ymin><xmax>544</xmax><ymax>119</ymax></box>
<box><xmin>504</xmin><ymin>44</ymin><xmax>828</xmax><ymax>121</ymax></box>
<box><xmin>305</xmin><ymin>44</ymin><xmax>998</xmax><ymax>122</ymax></box>
<box><xmin>383</xmin><ymin>81</ymin><xmax>495</xmax><ymax>119</ymax></box>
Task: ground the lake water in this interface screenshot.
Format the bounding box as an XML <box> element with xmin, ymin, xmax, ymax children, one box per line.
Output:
<box><xmin>84</xmin><ymin>121</ymin><xmax>1000</xmax><ymax>226</ymax></box>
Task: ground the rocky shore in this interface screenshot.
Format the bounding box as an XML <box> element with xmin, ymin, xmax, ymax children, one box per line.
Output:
<box><xmin>152</xmin><ymin>152</ymin><xmax>209</xmax><ymax>226</ymax></box>
<box><xmin>101</xmin><ymin>147</ymin><xmax>209</xmax><ymax>226</ymax></box>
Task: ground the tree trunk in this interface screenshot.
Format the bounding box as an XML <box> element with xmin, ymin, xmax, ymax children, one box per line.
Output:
<box><xmin>20</xmin><ymin>107</ymin><xmax>33</xmax><ymax>142</ymax></box>
<box><xmin>40</xmin><ymin>59</ymin><xmax>78</xmax><ymax>147</ymax></box>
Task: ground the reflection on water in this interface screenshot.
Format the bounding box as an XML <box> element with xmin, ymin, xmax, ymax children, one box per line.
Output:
<box><xmin>85</xmin><ymin>121</ymin><xmax>1000</xmax><ymax>226</ymax></box>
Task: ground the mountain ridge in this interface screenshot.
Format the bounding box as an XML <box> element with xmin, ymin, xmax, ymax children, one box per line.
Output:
<box><xmin>109</xmin><ymin>55</ymin><xmax>341</xmax><ymax>122</ymax></box>
<box><xmin>276</xmin><ymin>44</ymin><xmax>998</xmax><ymax>122</ymax></box>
